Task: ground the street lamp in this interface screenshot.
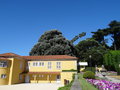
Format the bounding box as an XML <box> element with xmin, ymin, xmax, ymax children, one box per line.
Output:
<box><xmin>89</xmin><ymin>55</ymin><xmax>92</xmax><ymax>71</ymax></box>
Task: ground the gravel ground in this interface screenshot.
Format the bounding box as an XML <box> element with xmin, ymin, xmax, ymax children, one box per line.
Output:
<box><xmin>0</xmin><ymin>83</ymin><xmax>63</xmax><ymax>90</ymax></box>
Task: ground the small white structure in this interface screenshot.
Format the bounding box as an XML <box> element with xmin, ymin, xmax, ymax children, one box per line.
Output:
<box><xmin>79</xmin><ymin>62</ymin><xmax>88</xmax><ymax>71</ymax></box>
<box><xmin>79</xmin><ymin>62</ymin><xmax>88</xmax><ymax>66</ymax></box>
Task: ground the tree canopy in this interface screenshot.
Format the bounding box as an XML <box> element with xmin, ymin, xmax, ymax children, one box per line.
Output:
<box><xmin>71</xmin><ymin>32</ymin><xmax>86</xmax><ymax>43</ymax></box>
<box><xmin>104</xmin><ymin>50</ymin><xmax>120</xmax><ymax>75</ymax></box>
<box><xmin>92</xmin><ymin>20</ymin><xmax>120</xmax><ymax>50</ymax></box>
<box><xmin>29</xmin><ymin>30</ymin><xmax>76</xmax><ymax>56</ymax></box>
<box><xmin>75</xmin><ymin>38</ymin><xmax>107</xmax><ymax>66</ymax></box>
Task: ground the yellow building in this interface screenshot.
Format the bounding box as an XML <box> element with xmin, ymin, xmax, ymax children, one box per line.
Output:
<box><xmin>0</xmin><ymin>53</ymin><xmax>27</xmax><ymax>85</ymax></box>
<box><xmin>0</xmin><ymin>53</ymin><xmax>77</xmax><ymax>85</ymax></box>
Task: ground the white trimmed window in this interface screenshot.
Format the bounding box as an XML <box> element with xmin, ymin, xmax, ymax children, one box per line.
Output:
<box><xmin>41</xmin><ymin>62</ymin><xmax>44</xmax><ymax>66</ymax></box>
<box><xmin>19</xmin><ymin>74</ymin><xmax>22</xmax><ymax>80</ymax></box>
<box><xmin>35</xmin><ymin>62</ymin><xmax>38</xmax><ymax>66</ymax></box>
<box><xmin>33</xmin><ymin>62</ymin><xmax>44</xmax><ymax>67</ymax></box>
<box><xmin>39</xmin><ymin>62</ymin><xmax>41</xmax><ymax>66</ymax></box>
<box><xmin>56</xmin><ymin>62</ymin><xmax>61</xmax><ymax>69</ymax></box>
<box><xmin>38</xmin><ymin>62</ymin><xmax>44</xmax><ymax>67</ymax></box>
<box><xmin>20</xmin><ymin>62</ymin><xmax>23</xmax><ymax>69</ymax></box>
<box><xmin>48</xmin><ymin>62</ymin><xmax>52</xmax><ymax>69</ymax></box>
<box><xmin>0</xmin><ymin>61</ymin><xmax>7</xmax><ymax>67</ymax></box>
<box><xmin>33</xmin><ymin>62</ymin><xmax>36</xmax><ymax>66</ymax></box>
<box><xmin>1</xmin><ymin>74</ymin><xmax>6</xmax><ymax>79</ymax></box>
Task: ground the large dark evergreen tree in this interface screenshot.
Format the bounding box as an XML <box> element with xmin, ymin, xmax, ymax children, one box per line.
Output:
<box><xmin>75</xmin><ymin>38</ymin><xmax>107</xmax><ymax>66</ymax></box>
<box><xmin>92</xmin><ymin>20</ymin><xmax>120</xmax><ymax>50</ymax></box>
<box><xmin>29</xmin><ymin>30</ymin><xmax>76</xmax><ymax>56</ymax></box>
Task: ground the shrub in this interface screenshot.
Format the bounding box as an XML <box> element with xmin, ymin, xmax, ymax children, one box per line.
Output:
<box><xmin>82</xmin><ymin>67</ymin><xmax>95</xmax><ymax>73</ymax></box>
<box><xmin>83</xmin><ymin>71</ymin><xmax>95</xmax><ymax>79</ymax></box>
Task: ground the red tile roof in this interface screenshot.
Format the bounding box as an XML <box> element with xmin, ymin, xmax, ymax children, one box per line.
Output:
<box><xmin>0</xmin><ymin>57</ymin><xmax>10</xmax><ymax>60</ymax></box>
<box><xmin>22</xmin><ymin>55</ymin><xmax>77</xmax><ymax>60</ymax></box>
<box><xmin>0</xmin><ymin>53</ymin><xmax>20</xmax><ymax>57</ymax></box>
<box><xmin>28</xmin><ymin>72</ymin><xmax>60</xmax><ymax>74</ymax></box>
<box><xmin>0</xmin><ymin>53</ymin><xmax>78</xmax><ymax>60</ymax></box>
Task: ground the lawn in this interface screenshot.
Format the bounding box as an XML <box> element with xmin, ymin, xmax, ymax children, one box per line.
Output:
<box><xmin>78</xmin><ymin>73</ymin><xmax>98</xmax><ymax>90</ymax></box>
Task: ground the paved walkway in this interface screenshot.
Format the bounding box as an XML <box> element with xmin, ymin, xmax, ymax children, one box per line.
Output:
<box><xmin>0</xmin><ymin>83</ymin><xmax>63</xmax><ymax>90</ymax></box>
<box><xmin>96</xmin><ymin>72</ymin><xmax>120</xmax><ymax>83</ymax></box>
<box><xmin>70</xmin><ymin>74</ymin><xmax>82</xmax><ymax>90</ymax></box>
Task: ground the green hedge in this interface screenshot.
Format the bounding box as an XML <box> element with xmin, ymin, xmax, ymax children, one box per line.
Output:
<box><xmin>82</xmin><ymin>67</ymin><xmax>95</xmax><ymax>73</ymax></box>
<box><xmin>83</xmin><ymin>71</ymin><xmax>95</xmax><ymax>79</ymax></box>
<box><xmin>62</xmin><ymin>69</ymin><xmax>77</xmax><ymax>72</ymax></box>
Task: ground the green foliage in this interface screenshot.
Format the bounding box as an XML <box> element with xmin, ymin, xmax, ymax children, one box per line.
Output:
<box><xmin>83</xmin><ymin>71</ymin><xmax>95</xmax><ymax>79</ymax></box>
<box><xmin>92</xmin><ymin>20</ymin><xmax>120</xmax><ymax>50</ymax></box>
<box><xmin>62</xmin><ymin>69</ymin><xmax>77</xmax><ymax>72</ymax></box>
<box><xmin>71</xmin><ymin>32</ymin><xmax>86</xmax><ymax>43</ymax></box>
<box><xmin>82</xmin><ymin>67</ymin><xmax>95</xmax><ymax>73</ymax></box>
<box><xmin>75</xmin><ymin>38</ymin><xmax>107</xmax><ymax>66</ymax></box>
<box><xmin>104</xmin><ymin>50</ymin><xmax>120</xmax><ymax>75</ymax></box>
<box><xmin>30</xmin><ymin>30</ymin><xmax>77</xmax><ymax>56</ymax></box>
<box><xmin>79</xmin><ymin>74</ymin><xmax>98</xmax><ymax>90</ymax></box>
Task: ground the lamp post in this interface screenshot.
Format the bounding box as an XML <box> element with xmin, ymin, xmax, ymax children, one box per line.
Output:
<box><xmin>89</xmin><ymin>55</ymin><xmax>92</xmax><ymax>71</ymax></box>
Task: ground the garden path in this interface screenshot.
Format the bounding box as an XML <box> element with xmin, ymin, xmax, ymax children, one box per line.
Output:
<box><xmin>70</xmin><ymin>74</ymin><xmax>82</xmax><ymax>90</ymax></box>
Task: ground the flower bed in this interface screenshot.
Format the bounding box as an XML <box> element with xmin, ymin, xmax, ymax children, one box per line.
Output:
<box><xmin>86</xmin><ymin>79</ymin><xmax>120</xmax><ymax>90</ymax></box>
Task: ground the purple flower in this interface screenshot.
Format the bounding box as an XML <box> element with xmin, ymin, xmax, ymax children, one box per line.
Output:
<box><xmin>86</xmin><ymin>79</ymin><xmax>120</xmax><ymax>90</ymax></box>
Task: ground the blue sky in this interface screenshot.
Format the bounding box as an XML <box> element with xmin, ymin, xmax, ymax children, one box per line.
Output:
<box><xmin>0</xmin><ymin>0</ymin><xmax>120</xmax><ymax>55</ymax></box>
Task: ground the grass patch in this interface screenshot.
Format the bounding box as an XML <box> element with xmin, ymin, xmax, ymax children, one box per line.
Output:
<box><xmin>78</xmin><ymin>73</ymin><xmax>98</xmax><ymax>90</ymax></box>
<box><xmin>58</xmin><ymin>80</ymin><xmax>73</xmax><ymax>90</ymax></box>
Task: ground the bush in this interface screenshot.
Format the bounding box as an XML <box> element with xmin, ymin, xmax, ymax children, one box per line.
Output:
<box><xmin>83</xmin><ymin>71</ymin><xmax>95</xmax><ymax>79</ymax></box>
<box><xmin>82</xmin><ymin>67</ymin><xmax>95</xmax><ymax>73</ymax></box>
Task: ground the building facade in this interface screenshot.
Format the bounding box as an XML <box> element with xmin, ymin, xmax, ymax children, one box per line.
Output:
<box><xmin>0</xmin><ymin>53</ymin><xmax>77</xmax><ymax>85</ymax></box>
